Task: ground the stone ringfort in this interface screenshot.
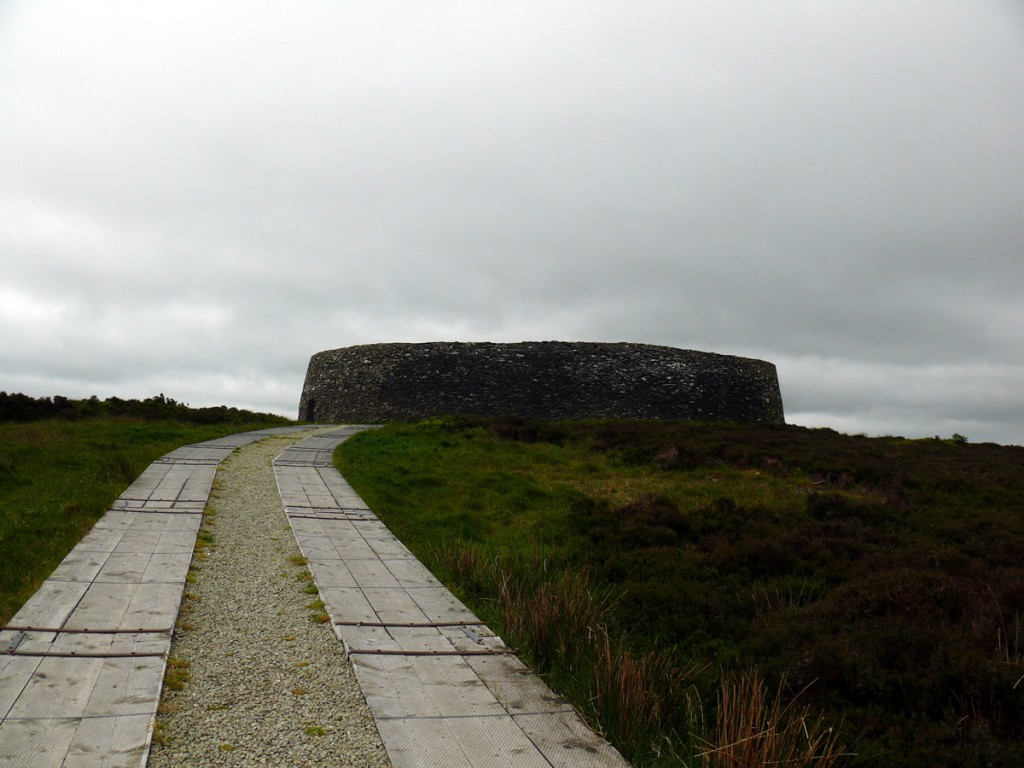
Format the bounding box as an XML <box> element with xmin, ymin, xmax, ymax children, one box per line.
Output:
<box><xmin>299</xmin><ymin>341</ymin><xmax>784</xmax><ymax>424</ymax></box>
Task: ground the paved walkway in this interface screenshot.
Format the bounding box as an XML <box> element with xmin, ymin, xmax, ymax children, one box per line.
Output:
<box><xmin>1</xmin><ymin>427</ymin><xmax>630</xmax><ymax>767</ymax></box>
<box><xmin>0</xmin><ymin>427</ymin><xmax>309</xmax><ymax>767</ymax></box>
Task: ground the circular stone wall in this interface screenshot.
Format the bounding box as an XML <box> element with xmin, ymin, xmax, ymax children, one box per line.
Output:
<box><xmin>298</xmin><ymin>341</ymin><xmax>784</xmax><ymax>424</ymax></box>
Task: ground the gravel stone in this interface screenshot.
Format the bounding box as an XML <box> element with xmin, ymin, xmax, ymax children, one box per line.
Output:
<box><xmin>147</xmin><ymin>433</ymin><xmax>392</xmax><ymax>767</ymax></box>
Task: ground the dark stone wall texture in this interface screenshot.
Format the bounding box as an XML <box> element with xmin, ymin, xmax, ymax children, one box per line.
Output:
<box><xmin>299</xmin><ymin>342</ymin><xmax>784</xmax><ymax>425</ymax></box>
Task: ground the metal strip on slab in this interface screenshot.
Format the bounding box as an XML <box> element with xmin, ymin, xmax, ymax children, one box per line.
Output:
<box><xmin>336</xmin><ymin>621</ymin><xmax>486</xmax><ymax>628</ymax></box>
<box><xmin>274</xmin><ymin>428</ymin><xmax>631</xmax><ymax>768</ymax></box>
<box><xmin>348</xmin><ymin>649</ymin><xmax>518</xmax><ymax>657</ymax></box>
<box><xmin>0</xmin><ymin>652</ymin><xmax>167</xmax><ymax>659</ymax></box>
<box><xmin>0</xmin><ymin>627</ymin><xmax>172</xmax><ymax>635</ymax></box>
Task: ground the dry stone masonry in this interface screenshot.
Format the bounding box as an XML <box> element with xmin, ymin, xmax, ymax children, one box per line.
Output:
<box><xmin>299</xmin><ymin>341</ymin><xmax>784</xmax><ymax>425</ymax></box>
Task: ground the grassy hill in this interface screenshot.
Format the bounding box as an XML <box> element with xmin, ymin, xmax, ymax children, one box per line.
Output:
<box><xmin>5</xmin><ymin>399</ymin><xmax>1022</xmax><ymax>766</ymax></box>
<box><xmin>335</xmin><ymin>417</ymin><xmax>1024</xmax><ymax>767</ymax></box>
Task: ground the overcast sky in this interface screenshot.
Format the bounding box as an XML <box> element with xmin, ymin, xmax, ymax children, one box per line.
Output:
<box><xmin>2</xmin><ymin>1</ymin><xmax>1022</xmax><ymax>444</ymax></box>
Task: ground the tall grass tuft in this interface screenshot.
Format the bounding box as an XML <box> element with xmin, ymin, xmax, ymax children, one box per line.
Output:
<box><xmin>99</xmin><ymin>452</ymin><xmax>140</xmax><ymax>485</ymax></box>
<box><xmin>431</xmin><ymin>542</ymin><xmax>705</xmax><ymax>764</ymax></box>
<box><xmin>591</xmin><ymin>627</ymin><xmax>705</xmax><ymax>759</ymax></box>
<box><xmin>699</xmin><ymin>669</ymin><xmax>848</xmax><ymax>768</ymax></box>
<box><xmin>496</xmin><ymin>567</ymin><xmax>613</xmax><ymax>673</ymax></box>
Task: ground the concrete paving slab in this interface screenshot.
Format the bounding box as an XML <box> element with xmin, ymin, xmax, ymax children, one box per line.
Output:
<box><xmin>513</xmin><ymin>712</ymin><xmax>634</xmax><ymax>768</ymax></box>
<box><xmin>384</xmin><ymin>558</ymin><xmax>444</xmax><ymax>588</ymax></box>
<box><xmin>0</xmin><ymin>717</ymin><xmax>80</xmax><ymax>768</ymax></box>
<box><xmin>307</xmin><ymin>559</ymin><xmax>358</xmax><ymax>588</ymax></box>
<box><xmin>6</xmin><ymin>581</ymin><xmax>92</xmax><ymax>629</ymax></box>
<box><xmin>373</xmin><ymin>712</ymin><xmax>555</xmax><ymax>768</ymax></box>
<box><xmin>0</xmin><ymin>655</ymin><xmax>39</xmax><ymax>716</ymax></box>
<box><xmin>64</xmin><ymin>714</ymin><xmax>155</xmax><ymax>768</ymax></box>
<box><xmin>48</xmin><ymin>551</ymin><xmax>109</xmax><ymax>583</ymax></box>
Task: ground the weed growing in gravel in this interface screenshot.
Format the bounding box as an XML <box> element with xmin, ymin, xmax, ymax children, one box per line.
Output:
<box><xmin>158</xmin><ymin>700</ymin><xmax>181</xmax><ymax>716</ymax></box>
<box><xmin>306</xmin><ymin>596</ymin><xmax>331</xmax><ymax>622</ymax></box>
<box><xmin>304</xmin><ymin>726</ymin><xmax>327</xmax><ymax>736</ymax></box>
<box><xmin>151</xmin><ymin>701</ymin><xmax>182</xmax><ymax>746</ymax></box>
<box><xmin>175</xmin><ymin>596</ymin><xmax>195</xmax><ymax>631</ymax></box>
<box><xmin>193</xmin><ymin>524</ymin><xmax>217</xmax><ymax>563</ymax></box>
<box><xmin>151</xmin><ymin>722</ymin><xmax>168</xmax><ymax>746</ymax></box>
<box><xmin>302</xmin><ymin>583</ymin><xmax>319</xmax><ymax>595</ymax></box>
<box><xmin>289</xmin><ymin>555</ymin><xmax>309</xmax><ymax>566</ymax></box>
<box><xmin>163</xmin><ymin>657</ymin><xmax>191</xmax><ymax>691</ymax></box>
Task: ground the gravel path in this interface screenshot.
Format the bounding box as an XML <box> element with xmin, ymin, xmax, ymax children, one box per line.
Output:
<box><xmin>147</xmin><ymin>434</ymin><xmax>392</xmax><ymax>767</ymax></box>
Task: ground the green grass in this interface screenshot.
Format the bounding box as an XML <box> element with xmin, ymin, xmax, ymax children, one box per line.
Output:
<box><xmin>0</xmin><ymin>412</ymin><xmax>290</xmax><ymax>622</ymax></box>
<box><xmin>162</xmin><ymin>657</ymin><xmax>191</xmax><ymax>691</ymax></box>
<box><xmin>336</xmin><ymin>416</ymin><xmax>1024</xmax><ymax>768</ymax></box>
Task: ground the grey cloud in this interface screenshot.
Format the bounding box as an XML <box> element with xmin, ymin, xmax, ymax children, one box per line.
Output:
<box><xmin>1</xmin><ymin>0</ymin><xmax>1022</xmax><ymax>442</ymax></box>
